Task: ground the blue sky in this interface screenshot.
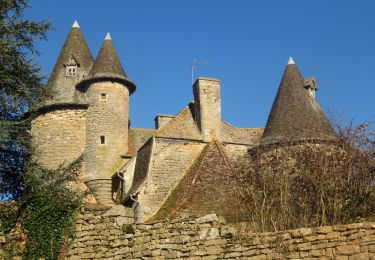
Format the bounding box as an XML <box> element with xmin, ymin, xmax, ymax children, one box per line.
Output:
<box><xmin>26</xmin><ymin>1</ymin><xmax>375</xmax><ymax>129</ymax></box>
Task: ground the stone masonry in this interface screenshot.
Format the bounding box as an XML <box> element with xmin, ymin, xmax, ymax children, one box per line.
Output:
<box><xmin>2</xmin><ymin>204</ymin><xmax>375</xmax><ymax>259</ymax></box>
<box><xmin>61</xmin><ymin>205</ymin><xmax>375</xmax><ymax>259</ymax></box>
<box><xmin>84</xmin><ymin>81</ymin><xmax>130</xmax><ymax>180</ymax></box>
<box><xmin>193</xmin><ymin>78</ymin><xmax>222</xmax><ymax>142</ymax></box>
<box><xmin>31</xmin><ymin>108</ymin><xmax>86</xmax><ymax>169</ymax></box>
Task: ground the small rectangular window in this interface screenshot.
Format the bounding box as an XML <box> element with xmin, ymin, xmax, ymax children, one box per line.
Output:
<box><xmin>101</xmin><ymin>93</ymin><xmax>107</xmax><ymax>100</ymax></box>
<box><xmin>100</xmin><ymin>135</ymin><xmax>105</xmax><ymax>144</ymax></box>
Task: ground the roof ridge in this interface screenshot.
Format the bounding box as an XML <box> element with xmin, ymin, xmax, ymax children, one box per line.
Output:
<box><xmin>154</xmin><ymin>104</ymin><xmax>191</xmax><ymax>136</ymax></box>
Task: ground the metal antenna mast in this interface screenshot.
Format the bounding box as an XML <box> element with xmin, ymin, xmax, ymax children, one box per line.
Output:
<box><xmin>191</xmin><ymin>59</ymin><xmax>213</xmax><ymax>83</ymax></box>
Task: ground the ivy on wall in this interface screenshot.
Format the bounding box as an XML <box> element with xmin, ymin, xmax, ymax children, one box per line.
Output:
<box><xmin>0</xmin><ymin>157</ymin><xmax>84</xmax><ymax>259</ymax></box>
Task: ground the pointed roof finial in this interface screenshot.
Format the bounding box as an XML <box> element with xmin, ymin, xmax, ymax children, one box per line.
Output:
<box><xmin>72</xmin><ymin>20</ymin><xmax>80</xmax><ymax>28</ymax></box>
<box><xmin>105</xmin><ymin>32</ymin><xmax>112</xmax><ymax>40</ymax></box>
<box><xmin>81</xmin><ymin>33</ymin><xmax>136</xmax><ymax>94</ymax></box>
<box><xmin>287</xmin><ymin>56</ymin><xmax>295</xmax><ymax>65</ymax></box>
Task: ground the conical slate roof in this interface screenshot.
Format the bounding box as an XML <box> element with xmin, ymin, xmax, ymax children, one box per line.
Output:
<box><xmin>81</xmin><ymin>33</ymin><xmax>136</xmax><ymax>94</ymax></box>
<box><xmin>44</xmin><ymin>21</ymin><xmax>94</xmax><ymax>104</ymax></box>
<box><xmin>261</xmin><ymin>58</ymin><xmax>336</xmax><ymax>145</ymax></box>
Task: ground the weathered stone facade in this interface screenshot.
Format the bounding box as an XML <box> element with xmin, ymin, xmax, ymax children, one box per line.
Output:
<box><xmin>84</xmin><ymin>81</ymin><xmax>130</xmax><ymax>180</ymax></box>
<box><xmin>28</xmin><ymin>22</ymin><xmax>342</xmax><ymax>234</ymax></box>
<box><xmin>31</xmin><ymin>107</ymin><xmax>87</xmax><ymax>169</ymax></box>
<box><xmin>2</xmin><ymin>204</ymin><xmax>375</xmax><ymax>260</ymax></box>
<box><xmin>193</xmin><ymin>78</ymin><xmax>222</xmax><ymax>142</ymax></box>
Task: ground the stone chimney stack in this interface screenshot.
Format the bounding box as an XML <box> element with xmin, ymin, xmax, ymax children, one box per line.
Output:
<box><xmin>154</xmin><ymin>114</ymin><xmax>174</xmax><ymax>129</ymax></box>
<box><xmin>193</xmin><ymin>77</ymin><xmax>222</xmax><ymax>142</ymax></box>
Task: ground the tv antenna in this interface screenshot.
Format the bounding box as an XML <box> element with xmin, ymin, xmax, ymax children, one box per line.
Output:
<box><xmin>191</xmin><ymin>59</ymin><xmax>213</xmax><ymax>83</ymax></box>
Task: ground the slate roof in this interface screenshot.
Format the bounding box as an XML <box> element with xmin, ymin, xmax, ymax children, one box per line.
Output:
<box><xmin>261</xmin><ymin>61</ymin><xmax>336</xmax><ymax>145</ymax></box>
<box><xmin>43</xmin><ymin>22</ymin><xmax>94</xmax><ymax>105</ymax></box>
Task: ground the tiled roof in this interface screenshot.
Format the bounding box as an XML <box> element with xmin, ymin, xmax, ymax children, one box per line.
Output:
<box><xmin>221</xmin><ymin>121</ymin><xmax>263</xmax><ymax>145</ymax></box>
<box><xmin>129</xmin><ymin>128</ymin><xmax>155</xmax><ymax>151</ymax></box>
<box><xmin>149</xmin><ymin>141</ymin><xmax>246</xmax><ymax>222</ymax></box>
<box><xmin>261</xmin><ymin>62</ymin><xmax>336</xmax><ymax>145</ymax></box>
<box><xmin>43</xmin><ymin>23</ymin><xmax>93</xmax><ymax>105</ymax></box>
<box><xmin>79</xmin><ymin>34</ymin><xmax>136</xmax><ymax>94</ymax></box>
<box><xmin>155</xmin><ymin>103</ymin><xmax>202</xmax><ymax>141</ymax></box>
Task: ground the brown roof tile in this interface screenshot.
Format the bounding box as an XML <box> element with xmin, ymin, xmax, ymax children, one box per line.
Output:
<box><xmin>261</xmin><ymin>62</ymin><xmax>336</xmax><ymax>145</ymax></box>
<box><xmin>78</xmin><ymin>34</ymin><xmax>136</xmax><ymax>94</ymax></box>
<box><xmin>149</xmin><ymin>141</ymin><xmax>246</xmax><ymax>222</ymax></box>
<box><xmin>129</xmin><ymin>128</ymin><xmax>155</xmax><ymax>151</ymax></box>
<box><xmin>221</xmin><ymin>121</ymin><xmax>263</xmax><ymax>145</ymax></box>
<box><xmin>155</xmin><ymin>103</ymin><xmax>203</xmax><ymax>141</ymax></box>
<box><xmin>43</xmin><ymin>24</ymin><xmax>94</xmax><ymax>104</ymax></box>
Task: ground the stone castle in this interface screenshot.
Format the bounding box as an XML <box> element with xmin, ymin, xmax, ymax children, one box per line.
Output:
<box><xmin>28</xmin><ymin>21</ymin><xmax>336</xmax><ymax>224</ymax></box>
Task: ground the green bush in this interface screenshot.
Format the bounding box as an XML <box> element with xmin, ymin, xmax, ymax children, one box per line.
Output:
<box><xmin>0</xmin><ymin>157</ymin><xmax>85</xmax><ymax>259</ymax></box>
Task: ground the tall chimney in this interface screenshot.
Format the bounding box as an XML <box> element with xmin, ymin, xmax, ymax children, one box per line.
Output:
<box><xmin>193</xmin><ymin>77</ymin><xmax>222</xmax><ymax>142</ymax></box>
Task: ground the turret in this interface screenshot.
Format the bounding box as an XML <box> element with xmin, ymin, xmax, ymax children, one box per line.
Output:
<box><xmin>261</xmin><ymin>57</ymin><xmax>336</xmax><ymax>145</ymax></box>
<box><xmin>43</xmin><ymin>21</ymin><xmax>94</xmax><ymax>104</ymax></box>
<box><xmin>76</xmin><ymin>33</ymin><xmax>136</xmax><ymax>205</ymax></box>
<box><xmin>30</xmin><ymin>21</ymin><xmax>93</xmax><ymax>169</ymax></box>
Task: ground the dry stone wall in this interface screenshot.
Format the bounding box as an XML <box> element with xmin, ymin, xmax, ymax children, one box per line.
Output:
<box><xmin>2</xmin><ymin>204</ymin><xmax>375</xmax><ymax>259</ymax></box>
<box><xmin>64</xmin><ymin>204</ymin><xmax>375</xmax><ymax>260</ymax></box>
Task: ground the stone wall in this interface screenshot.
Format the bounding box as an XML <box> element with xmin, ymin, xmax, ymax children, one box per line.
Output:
<box><xmin>84</xmin><ymin>81</ymin><xmax>129</xmax><ymax>180</ymax></box>
<box><xmin>2</xmin><ymin>204</ymin><xmax>375</xmax><ymax>260</ymax></box>
<box><xmin>64</xmin><ymin>205</ymin><xmax>375</xmax><ymax>260</ymax></box>
<box><xmin>31</xmin><ymin>108</ymin><xmax>86</xmax><ymax>169</ymax></box>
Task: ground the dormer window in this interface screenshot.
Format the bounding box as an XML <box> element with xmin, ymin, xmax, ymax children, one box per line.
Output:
<box><xmin>64</xmin><ymin>55</ymin><xmax>80</xmax><ymax>76</ymax></box>
<box><xmin>304</xmin><ymin>77</ymin><xmax>318</xmax><ymax>99</ymax></box>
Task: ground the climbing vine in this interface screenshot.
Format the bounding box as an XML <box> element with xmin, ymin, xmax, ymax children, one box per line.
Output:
<box><xmin>0</xmin><ymin>157</ymin><xmax>85</xmax><ymax>259</ymax></box>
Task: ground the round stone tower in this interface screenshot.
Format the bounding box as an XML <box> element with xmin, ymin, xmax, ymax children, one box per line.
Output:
<box><xmin>76</xmin><ymin>33</ymin><xmax>136</xmax><ymax>205</ymax></box>
<box><xmin>30</xmin><ymin>21</ymin><xmax>93</xmax><ymax>169</ymax></box>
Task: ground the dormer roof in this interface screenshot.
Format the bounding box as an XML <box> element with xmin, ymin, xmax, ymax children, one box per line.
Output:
<box><xmin>261</xmin><ymin>58</ymin><xmax>336</xmax><ymax>145</ymax></box>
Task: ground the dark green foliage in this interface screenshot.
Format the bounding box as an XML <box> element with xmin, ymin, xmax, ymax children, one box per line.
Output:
<box><xmin>23</xmin><ymin>196</ymin><xmax>76</xmax><ymax>259</ymax></box>
<box><xmin>21</xmin><ymin>158</ymin><xmax>83</xmax><ymax>259</ymax></box>
<box><xmin>0</xmin><ymin>0</ymin><xmax>52</xmax><ymax>200</ymax></box>
<box><xmin>0</xmin><ymin>158</ymin><xmax>84</xmax><ymax>259</ymax></box>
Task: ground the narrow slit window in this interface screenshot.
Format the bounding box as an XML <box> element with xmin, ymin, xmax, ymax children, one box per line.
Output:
<box><xmin>100</xmin><ymin>135</ymin><xmax>106</xmax><ymax>144</ymax></box>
